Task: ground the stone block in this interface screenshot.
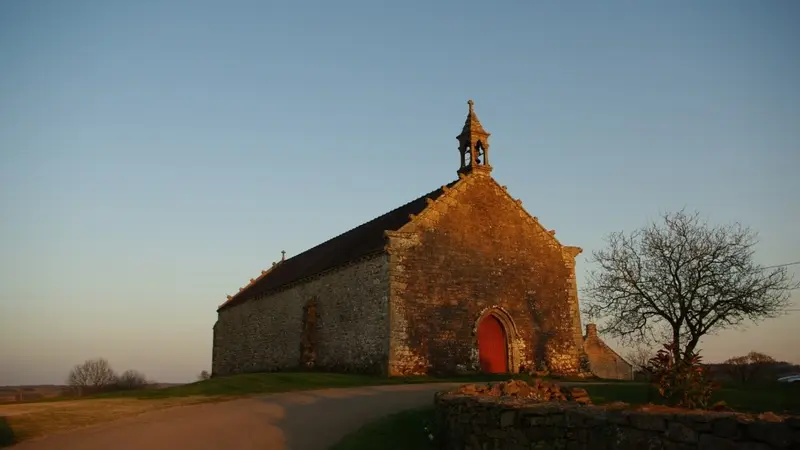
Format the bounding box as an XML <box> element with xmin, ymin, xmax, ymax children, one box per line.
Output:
<box><xmin>662</xmin><ymin>441</ymin><xmax>695</xmax><ymax>450</ymax></box>
<box><xmin>712</xmin><ymin>417</ymin><xmax>743</xmax><ymax>439</ymax></box>
<box><xmin>526</xmin><ymin>426</ymin><xmax>565</xmax><ymax>442</ymax></box>
<box><xmin>486</xmin><ymin>429</ymin><xmax>507</xmax><ymax>439</ymax></box>
<box><xmin>629</xmin><ymin>412</ymin><xmax>668</xmax><ymax>431</ymax></box>
<box><xmin>583</xmin><ymin>426</ymin><xmax>615</xmax><ymax>449</ymax></box>
<box><xmin>746</xmin><ymin>421</ymin><xmax>793</xmax><ymax>448</ymax></box>
<box><xmin>666</xmin><ymin>421</ymin><xmax>698</xmax><ymax>443</ymax></box>
<box><xmin>604</xmin><ymin>410</ymin><xmax>630</xmax><ymax>426</ymax></box>
<box><xmin>674</xmin><ymin>414</ymin><xmax>713</xmax><ymax>433</ymax></box>
<box><xmin>499</xmin><ymin>410</ymin><xmax>516</xmax><ymax>428</ymax></box>
<box><xmin>565</xmin><ymin>410</ymin><xmax>588</xmax><ymax>427</ymax></box>
<box><xmin>697</xmin><ymin>433</ymin><xmax>739</xmax><ymax>450</ymax></box>
<box><xmin>548</xmin><ymin>414</ymin><xmax>566</xmax><ymax>427</ymax></box>
<box><xmin>733</xmin><ymin>442</ymin><xmax>771</xmax><ymax>450</ymax></box>
<box><xmin>626</xmin><ymin>429</ymin><xmax>669</xmax><ymax>449</ymax></box>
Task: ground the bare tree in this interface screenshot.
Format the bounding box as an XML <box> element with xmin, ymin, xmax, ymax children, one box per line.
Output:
<box><xmin>67</xmin><ymin>358</ymin><xmax>117</xmax><ymax>394</ymax></box>
<box><xmin>723</xmin><ymin>351</ymin><xmax>776</xmax><ymax>384</ymax></box>
<box><xmin>583</xmin><ymin>210</ymin><xmax>795</xmax><ymax>363</ymax></box>
<box><xmin>198</xmin><ymin>370</ymin><xmax>211</xmax><ymax>381</ymax></box>
<box><xmin>115</xmin><ymin>369</ymin><xmax>149</xmax><ymax>390</ymax></box>
<box><xmin>625</xmin><ymin>345</ymin><xmax>655</xmax><ymax>374</ymax></box>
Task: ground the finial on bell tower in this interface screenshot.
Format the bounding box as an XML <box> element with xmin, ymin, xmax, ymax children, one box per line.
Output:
<box><xmin>456</xmin><ymin>99</ymin><xmax>492</xmax><ymax>175</ymax></box>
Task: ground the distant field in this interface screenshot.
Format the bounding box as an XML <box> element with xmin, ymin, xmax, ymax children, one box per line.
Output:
<box><xmin>0</xmin><ymin>386</ymin><xmax>65</xmax><ymax>404</ymax></box>
<box><xmin>0</xmin><ymin>383</ymin><xmax>184</xmax><ymax>405</ymax></box>
<box><xmin>0</xmin><ymin>396</ymin><xmax>212</xmax><ymax>445</ymax></box>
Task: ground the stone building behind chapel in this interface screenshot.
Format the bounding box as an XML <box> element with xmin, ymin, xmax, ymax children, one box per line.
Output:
<box><xmin>212</xmin><ymin>101</ymin><xmax>631</xmax><ymax>379</ymax></box>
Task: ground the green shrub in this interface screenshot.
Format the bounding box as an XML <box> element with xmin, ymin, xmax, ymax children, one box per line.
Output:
<box><xmin>0</xmin><ymin>417</ymin><xmax>15</xmax><ymax>447</ymax></box>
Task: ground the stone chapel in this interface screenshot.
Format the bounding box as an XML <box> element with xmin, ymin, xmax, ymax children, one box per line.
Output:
<box><xmin>212</xmin><ymin>101</ymin><xmax>631</xmax><ymax>379</ymax></box>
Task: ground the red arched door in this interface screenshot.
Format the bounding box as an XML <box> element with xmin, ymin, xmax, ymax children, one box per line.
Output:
<box><xmin>477</xmin><ymin>315</ymin><xmax>508</xmax><ymax>373</ymax></box>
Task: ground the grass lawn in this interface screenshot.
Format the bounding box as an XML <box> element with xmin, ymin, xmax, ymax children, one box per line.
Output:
<box><xmin>98</xmin><ymin>372</ymin><xmax>450</xmax><ymax>399</ymax></box>
<box><xmin>331</xmin><ymin>407</ymin><xmax>438</xmax><ymax>450</ymax></box>
<box><xmin>91</xmin><ymin>371</ymin><xmax>599</xmax><ymax>400</ymax></box>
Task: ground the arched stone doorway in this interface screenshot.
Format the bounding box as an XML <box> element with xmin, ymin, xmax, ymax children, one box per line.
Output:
<box><xmin>477</xmin><ymin>315</ymin><xmax>507</xmax><ymax>373</ymax></box>
<box><xmin>473</xmin><ymin>307</ymin><xmax>521</xmax><ymax>374</ymax></box>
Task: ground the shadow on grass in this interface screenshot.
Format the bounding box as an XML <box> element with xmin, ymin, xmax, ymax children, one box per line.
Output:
<box><xmin>0</xmin><ymin>417</ymin><xmax>16</xmax><ymax>448</ymax></box>
<box><xmin>330</xmin><ymin>407</ymin><xmax>437</xmax><ymax>450</ymax></box>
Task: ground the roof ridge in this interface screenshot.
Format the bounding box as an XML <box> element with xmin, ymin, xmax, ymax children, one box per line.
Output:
<box><xmin>273</xmin><ymin>179</ymin><xmax>460</xmax><ymax>265</ymax></box>
<box><xmin>398</xmin><ymin>172</ymin><xmax>475</xmax><ymax>230</ymax></box>
<box><xmin>341</xmin><ymin>183</ymin><xmax>450</xmax><ymax>237</ymax></box>
<box><xmin>220</xmin><ymin>178</ymin><xmax>461</xmax><ymax>310</ymax></box>
<box><xmin>218</xmin><ymin>263</ymin><xmax>278</xmax><ymax>309</ymax></box>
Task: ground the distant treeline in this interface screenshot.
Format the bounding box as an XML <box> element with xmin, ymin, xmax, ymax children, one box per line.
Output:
<box><xmin>632</xmin><ymin>359</ymin><xmax>800</xmax><ymax>384</ymax></box>
<box><xmin>706</xmin><ymin>360</ymin><xmax>800</xmax><ymax>384</ymax></box>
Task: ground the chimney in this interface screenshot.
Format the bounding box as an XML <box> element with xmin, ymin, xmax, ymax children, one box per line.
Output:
<box><xmin>586</xmin><ymin>323</ymin><xmax>598</xmax><ymax>338</ymax></box>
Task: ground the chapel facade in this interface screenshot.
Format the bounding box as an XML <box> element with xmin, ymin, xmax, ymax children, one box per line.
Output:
<box><xmin>212</xmin><ymin>101</ymin><xmax>630</xmax><ymax>379</ymax></box>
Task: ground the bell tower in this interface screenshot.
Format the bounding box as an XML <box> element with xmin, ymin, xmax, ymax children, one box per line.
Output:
<box><xmin>457</xmin><ymin>99</ymin><xmax>492</xmax><ymax>175</ymax></box>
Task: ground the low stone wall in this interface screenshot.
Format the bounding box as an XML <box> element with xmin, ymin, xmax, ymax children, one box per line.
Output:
<box><xmin>435</xmin><ymin>384</ymin><xmax>800</xmax><ymax>450</ymax></box>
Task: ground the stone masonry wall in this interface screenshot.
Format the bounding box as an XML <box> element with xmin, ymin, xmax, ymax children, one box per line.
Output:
<box><xmin>584</xmin><ymin>324</ymin><xmax>634</xmax><ymax>380</ymax></box>
<box><xmin>212</xmin><ymin>254</ymin><xmax>390</xmax><ymax>376</ymax></box>
<box><xmin>435</xmin><ymin>393</ymin><xmax>800</xmax><ymax>450</ymax></box>
<box><xmin>386</xmin><ymin>172</ymin><xmax>584</xmax><ymax>376</ymax></box>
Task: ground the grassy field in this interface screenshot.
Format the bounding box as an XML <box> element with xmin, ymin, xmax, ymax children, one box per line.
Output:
<box><xmin>0</xmin><ymin>386</ymin><xmax>64</xmax><ymax>404</ymax></box>
<box><xmin>0</xmin><ymin>396</ymin><xmax>213</xmax><ymax>446</ymax></box>
<box><xmin>90</xmin><ymin>371</ymin><xmax>602</xmax><ymax>400</ymax></box>
<box><xmin>97</xmin><ymin>372</ymin><xmax>448</xmax><ymax>399</ymax></box>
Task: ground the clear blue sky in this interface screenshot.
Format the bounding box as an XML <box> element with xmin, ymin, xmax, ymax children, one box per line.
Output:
<box><xmin>1</xmin><ymin>1</ymin><xmax>798</xmax><ymax>385</ymax></box>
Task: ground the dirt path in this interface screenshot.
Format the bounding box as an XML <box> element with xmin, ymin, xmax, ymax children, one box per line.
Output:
<box><xmin>8</xmin><ymin>383</ymin><xmax>462</xmax><ymax>450</ymax></box>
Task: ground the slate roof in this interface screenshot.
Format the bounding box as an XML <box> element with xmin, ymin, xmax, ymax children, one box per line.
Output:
<box><xmin>218</xmin><ymin>179</ymin><xmax>460</xmax><ymax>311</ymax></box>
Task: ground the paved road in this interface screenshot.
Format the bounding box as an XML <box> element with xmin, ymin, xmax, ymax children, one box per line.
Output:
<box><xmin>12</xmin><ymin>383</ymin><xmax>462</xmax><ymax>450</ymax></box>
